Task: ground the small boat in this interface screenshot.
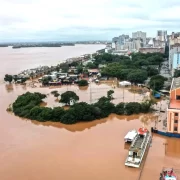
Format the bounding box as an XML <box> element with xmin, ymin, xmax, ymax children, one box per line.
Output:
<box><xmin>160</xmin><ymin>168</ymin><xmax>177</xmax><ymax>180</ymax></box>
<box><xmin>125</xmin><ymin>127</ymin><xmax>151</xmax><ymax>168</ymax></box>
<box><xmin>124</xmin><ymin>129</ymin><xmax>137</xmax><ymax>143</ymax></box>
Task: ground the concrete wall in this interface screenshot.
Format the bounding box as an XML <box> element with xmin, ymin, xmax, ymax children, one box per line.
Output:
<box><xmin>139</xmin><ymin>48</ymin><xmax>164</xmax><ymax>54</ymax></box>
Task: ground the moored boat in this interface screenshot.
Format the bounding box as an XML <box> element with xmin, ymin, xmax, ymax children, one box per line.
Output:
<box><xmin>160</xmin><ymin>168</ymin><xmax>178</xmax><ymax>180</ymax></box>
<box><xmin>125</xmin><ymin>127</ymin><xmax>151</xmax><ymax>168</ymax></box>
<box><xmin>124</xmin><ymin>129</ymin><xmax>137</xmax><ymax>143</ymax></box>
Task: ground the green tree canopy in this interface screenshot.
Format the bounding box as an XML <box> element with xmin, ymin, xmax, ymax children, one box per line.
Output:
<box><xmin>4</xmin><ymin>74</ymin><xmax>13</xmax><ymax>83</ymax></box>
<box><xmin>127</xmin><ymin>70</ymin><xmax>148</xmax><ymax>83</ymax></box>
<box><xmin>77</xmin><ymin>65</ymin><xmax>83</xmax><ymax>74</ymax></box>
<box><xmin>78</xmin><ymin>79</ymin><xmax>88</xmax><ymax>86</ymax></box>
<box><xmin>86</xmin><ymin>62</ymin><xmax>97</xmax><ymax>69</ymax></box>
<box><xmin>42</xmin><ymin>76</ymin><xmax>52</xmax><ymax>86</ymax></box>
<box><xmin>147</xmin><ymin>67</ymin><xmax>159</xmax><ymax>76</ymax></box>
<box><xmin>125</xmin><ymin>102</ymin><xmax>142</xmax><ymax>115</ymax></box>
<box><xmin>60</xmin><ymin>63</ymin><xmax>69</xmax><ymax>73</ymax></box>
<box><xmin>107</xmin><ymin>90</ymin><xmax>114</xmax><ymax>100</ymax></box>
<box><xmin>174</xmin><ymin>69</ymin><xmax>180</xmax><ymax>77</ymax></box>
<box><xmin>60</xmin><ymin>91</ymin><xmax>79</xmax><ymax>105</ymax></box>
<box><xmin>149</xmin><ymin>75</ymin><xmax>167</xmax><ymax>91</ymax></box>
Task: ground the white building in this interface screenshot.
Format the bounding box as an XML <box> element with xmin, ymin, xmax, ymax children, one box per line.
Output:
<box><xmin>156</xmin><ymin>30</ymin><xmax>167</xmax><ymax>42</ymax></box>
<box><xmin>112</xmin><ymin>35</ymin><xmax>129</xmax><ymax>50</ymax></box>
<box><xmin>169</xmin><ymin>32</ymin><xmax>180</xmax><ymax>71</ymax></box>
<box><xmin>124</xmin><ymin>41</ymin><xmax>135</xmax><ymax>50</ymax></box>
<box><xmin>132</xmin><ymin>31</ymin><xmax>146</xmax><ymax>45</ymax></box>
<box><xmin>172</xmin><ymin>53</ymin><xmax>180</xmax><ymax>76</ymax></box>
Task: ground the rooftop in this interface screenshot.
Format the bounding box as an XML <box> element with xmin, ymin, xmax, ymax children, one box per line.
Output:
<box><xmin>139</xmin><ymin>47</ymin><xmax>164</xmax><ymax>49</ymax></box>
<box><xmin>171</xmin><ymin>77</ymin><xmax>180</xmax><ymax>90</ymax></box>
<box><xmin>88</xmin><ymin>69</ymin><xmax>99</xmax><ymax>73</ymax></box>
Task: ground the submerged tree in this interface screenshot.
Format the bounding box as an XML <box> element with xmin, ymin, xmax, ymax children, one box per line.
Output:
<box><xmin>107</xmin><ymin>90</ymin><xmax>114</xmax><ymax>101</ymax></box>
<box><xmin>42</xmin><ymin>76</ymin><xmax>52</xmax><ymax>86</ymax></box>
<box><xmin>4</xmin><ymin>74</ymin><xmax>13</xmax><ymax>83</ymax></box>
<box><xmin>60</xmin><ymin>91</ymin><xmax>79</xmax><ymax>105</ymax></box>
<box><xmin>78</xmin><ymin>79</ymin><xmax>88</xmax><ymax>86</ymax></box>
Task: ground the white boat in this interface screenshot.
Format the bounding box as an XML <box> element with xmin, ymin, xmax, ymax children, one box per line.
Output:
<box><xmin>125</xmin><ymin>128</ymin><xmax>151</xmax><ymax>168</ymax></box>
<box><xmin>124</xmin><ymin>130</ymin><xmax>137</xmax><ymax>143</ymax></box>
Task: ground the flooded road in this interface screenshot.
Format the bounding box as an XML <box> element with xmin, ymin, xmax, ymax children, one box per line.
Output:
<box><xmin>0</xmin><ymin>83</ymin><xmax>180</xmax><ymax>180</ymax></box>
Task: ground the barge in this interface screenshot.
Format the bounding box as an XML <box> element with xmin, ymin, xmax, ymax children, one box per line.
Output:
<box><xmin>125</xmin><ymin>128</ymin><xmax>151</xmax><ymax>168</ymax></box>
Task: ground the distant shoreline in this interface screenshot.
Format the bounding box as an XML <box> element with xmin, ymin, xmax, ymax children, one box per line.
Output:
<box><xmin>0</xmin><ymin>41</ymin><xmax>107</xmax><ymax>49</ymax></box>
<box><xmin>0</xmin><ymin>44</ymin><xmax>106</xmax><ymax>80</ymax></box>
<box><xmin>12</xmin><ymin>43</ymin><xmax>75</xmax><ymax>49</ymax></box>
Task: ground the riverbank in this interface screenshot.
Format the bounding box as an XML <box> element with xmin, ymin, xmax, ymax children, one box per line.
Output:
<box><xmin>0</xmin><ymin>44</ymin><xmax>105</xmax><ymax>80</ymax></box>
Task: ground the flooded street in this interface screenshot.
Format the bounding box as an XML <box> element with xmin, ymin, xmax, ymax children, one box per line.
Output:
<box><xmin>0</xmin><ymin>82</ymin><xmax>180</xmax><ymax>180</ymax></box>
<box><xmin>0</xmin><ymin>46</ymin><xmax>180</xmax><ymax>180</ymax></box>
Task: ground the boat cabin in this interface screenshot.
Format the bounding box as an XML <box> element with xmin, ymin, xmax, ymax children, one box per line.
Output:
<box><xmin>124</xmin><ymin>130</ymin><xmax>137</xmax><ymax>143</ymax></box>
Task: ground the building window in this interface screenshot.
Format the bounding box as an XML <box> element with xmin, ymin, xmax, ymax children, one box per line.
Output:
<box><xmin>174</xmin><ymin>120</ymin><xmax>178</xmax><ymax>123</ymax></box>
<box><xmin>174</xmin><ymin>126</ymin><xmax>178</xmax><ymax>131</ymax></box>
<box><xmin>175</xmin><ymin>113</ymin><xmax>178</xmax><ymax>116</ymax></box>
<box><xmin>176</xmin><ymin>96</ymin><xmax>180</xmax><ymax>100</ymax></box>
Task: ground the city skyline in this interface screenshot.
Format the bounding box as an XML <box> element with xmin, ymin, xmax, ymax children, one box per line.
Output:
<box><xmin>0</xmin><ymin>0</ymin><xmax>180</xmax><ymax>42</ymax></box>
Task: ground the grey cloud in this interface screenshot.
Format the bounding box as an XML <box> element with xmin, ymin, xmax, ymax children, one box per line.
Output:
<box><xmin>0</xmin><ymin>16</ymin><xmax>26</xmax><ymax>26</ymax></box>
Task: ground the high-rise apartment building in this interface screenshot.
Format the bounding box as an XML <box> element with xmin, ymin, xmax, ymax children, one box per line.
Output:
<box><xmin>169</xmin><ymin>32</ymin><xmax>180</xmax><ymax>72</ymax></box>
<box><xmin>112</xmin><ymin>35</ymin><xmax>129</xmax><ymax>50</ymax></box>
<box><xmin>157</xmin><ymin>30</ymin><xmax>167</xmax><ymax>41</ymax></box>
<box><xmin>132</xmin><ymin>31</ymin><xmax>146</xmax><ymax>45</ymax></box>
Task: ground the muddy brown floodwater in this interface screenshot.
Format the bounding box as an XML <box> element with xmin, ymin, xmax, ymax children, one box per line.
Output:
<box><xmin>0</xmin><ymin>82</ymin><xmax>180</xmax><ymax>180</ymax></box>
<box><xmin>0</xmin><ymin>46</ymin><xmax>180</xmax><ymax>180</ymax></box>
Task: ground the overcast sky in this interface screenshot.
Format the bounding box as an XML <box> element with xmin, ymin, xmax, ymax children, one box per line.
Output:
<box><xmin>0</xmin><ymin>0</ymin><xmax>179</xmax><ymax>42</ymax></box>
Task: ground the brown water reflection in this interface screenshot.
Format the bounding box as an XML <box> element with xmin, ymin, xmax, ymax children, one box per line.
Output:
<box><xmin>0</xmin><ymin>82</ymin><xmax>180</xmax><ymax>180</ymax></box>
<box><xmin>5</xmin><ymin>84</ymin><xmax>14</xmax><ymax>93</ymax></box>
<box><xmin>27</xmin><ymin>114</ymin><xmax>155</xmax><ymax>132</ymax></box>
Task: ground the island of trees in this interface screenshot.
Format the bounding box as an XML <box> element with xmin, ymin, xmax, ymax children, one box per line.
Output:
<box><xmin>11</xmin><ymin>90</ymin><xmax>153</xmax><ymax>124</ymax></box>
<box><xmin>12</xmin><ymin>42</ymin><xmax>75</xmax><ymax>48</ymax></box>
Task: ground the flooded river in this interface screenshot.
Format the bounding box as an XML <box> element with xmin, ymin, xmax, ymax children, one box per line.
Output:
<box><xmin>0</xmin><ymin>44</ymin><xmax>105</xmax><ymax>80</ymax></box>
<box><xmin>0</xmin><ymin>46</ymin><xmax>180</xmax><ymax>180</ymax></box>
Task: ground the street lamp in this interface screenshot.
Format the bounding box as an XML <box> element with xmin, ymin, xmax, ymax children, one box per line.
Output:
<box><xmin>163</xmin><ymin>142</ymin><xmax>168</xmax><ymax>155</ymax></box>
<box><xmin>154</xmin><ymin>115</ymin><xmax>159</xmax><ymax>129</ymax></box>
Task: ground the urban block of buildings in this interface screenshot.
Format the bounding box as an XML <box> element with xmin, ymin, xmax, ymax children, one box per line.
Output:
<box><xmin>110</xmin><ymin>30</ymin><xmax>180</xmax><ymax>135</ymax></box>
<box><xmin>111</xmin><ymin>30</ymin><xmax>167</xmax><ymax>55</ymax></box>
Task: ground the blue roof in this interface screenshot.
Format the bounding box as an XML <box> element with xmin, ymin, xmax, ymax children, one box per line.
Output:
<box><xmin>154</xmin><ymin>93</ymin><xmax>161</xmax><ymax>98</ymax></box>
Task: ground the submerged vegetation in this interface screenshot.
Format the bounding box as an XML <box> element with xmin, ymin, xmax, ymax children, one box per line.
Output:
<box><xmin>12</xmin><ymin>91</ymin><xmax>153</xmax><ymax>124</ymax></box>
